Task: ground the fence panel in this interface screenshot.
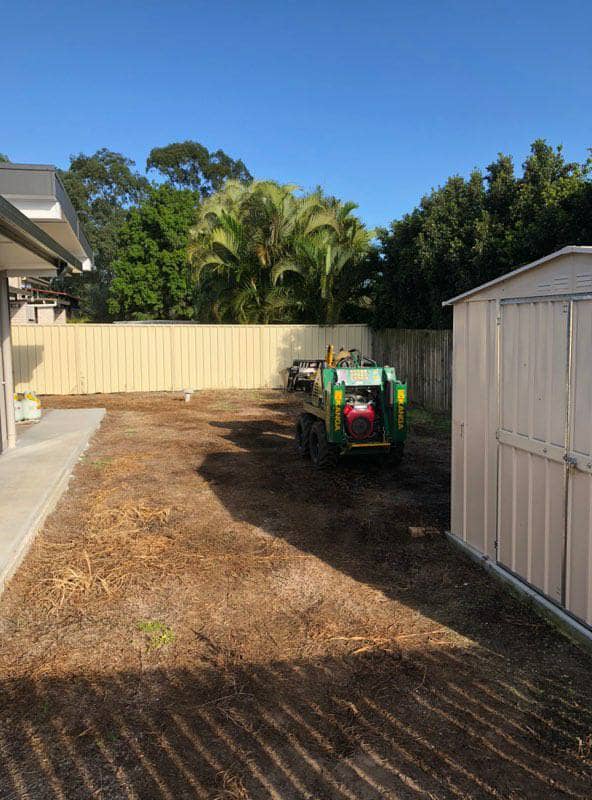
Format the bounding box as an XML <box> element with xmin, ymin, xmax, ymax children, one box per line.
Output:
<box><xmin>11</xmin><ymin>324</ymin><xmax>450</xmax><ymax>408</ymax></box>
<box><xmin>372</xmin><ymin>328</ymin><xmax>452</xmax><ymax>412</ymax></box>
<box><xmin>11</xmin><ymin>324</ymin><xmax>371</xmax><ymax>395</ymax></box>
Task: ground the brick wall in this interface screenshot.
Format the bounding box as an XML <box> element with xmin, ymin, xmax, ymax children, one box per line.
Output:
<box><xmin>9</xmin><ymin>302</ymin><xmax>32</xmax><ymax>325</ymax></box>
<box><xmin>36</xmin><ymin>306</ymin><xmax>56</xmax><ymax>325</ymax></box>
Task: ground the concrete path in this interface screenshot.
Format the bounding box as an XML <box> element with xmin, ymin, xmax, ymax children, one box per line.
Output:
<box><xmin>0</xmin><ymin>408</ymin><xmax>105</xmax><ymax>594</ymax></box>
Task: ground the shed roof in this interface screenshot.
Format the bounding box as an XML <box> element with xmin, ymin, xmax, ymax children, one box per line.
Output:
<box><xmin>443</xmin><ymin>246</ymin><xmax>592</xmax><ymax>306</ymax></box>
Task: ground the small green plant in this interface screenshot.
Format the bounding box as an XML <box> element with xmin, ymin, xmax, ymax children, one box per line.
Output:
<box><xmin>137</xmin><ymin>620</ymin><xmax>175</xmax><ymax>649</ymax></box>
<box><xmin>90</xmin><ymin>457</ymin><xmax>113</xmax><ymax>470</ymax></box>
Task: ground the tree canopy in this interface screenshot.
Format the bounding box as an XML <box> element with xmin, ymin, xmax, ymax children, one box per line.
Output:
<box><xmin>373</xmin><ymin>140</ymin><xmax>592</xmax><ymax>328</ymax></box>
<box><xmin>55</xmin><ymin>142</ymin><xmax>250</xmax><ymax>319</ymax></box>
<box><xmin>189</xmin><ymin>180</ymin><xmax>375</xmax><ymax>323</ymax></box>
<box><xmin>56</xmin><ymin>149</ymin><xmax>150</xmax><ymax>318</ymax></box>
<box><xmin>146</xmin><ymin>141</ymin><xmax>251</xmax><ymax>195</ymax></box>
<box><xmin>46</xmin><ymin>137</ymin><xmax>592</xmax><ymax>327</ymax></box>
<box><xmin>108</xmin><ymin>185</ymin><xmax>198</xmax><ymax>320</ymax></box>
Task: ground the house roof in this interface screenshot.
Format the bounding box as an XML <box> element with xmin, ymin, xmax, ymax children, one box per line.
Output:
<box><xmin>0</xmin><ymin>162</ymin><xmax>93</xmax><ymax>271</ymax></box>
<box><xmin>0</xmin><ymin>195</ymin><xmax>82</xmax><ymax>273</ymax></box>
<box><xmin>443</xmin><ymin>246</ymin><xmax>592</xmax><ymax>306</ymax></box>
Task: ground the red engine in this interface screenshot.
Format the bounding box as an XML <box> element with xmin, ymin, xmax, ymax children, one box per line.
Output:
<box><xmin>343</xmin><ymin>402</ymin><xmax>376</xmax><ymax>440</ymax></box>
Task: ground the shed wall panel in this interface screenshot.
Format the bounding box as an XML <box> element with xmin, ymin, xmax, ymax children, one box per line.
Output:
<box><xmin>449</xmin><ymin>249</ymin><xmax>592</xmax><ymax>632</ymax></box>
<box><xmin>457</xmin><ymin>252</ymin><xmax>592</xmax><ymax>303</ymax></box>
<box><xmin>566</xmin><ymin>299</ymin><xmax>592</xmax><ymax>625</ymax></box>
<box><xmin>450</xmin><ymin>305</ymin><xmax>467</xmax><ymax>541</ymax></box>
<box><xmin>450</xmin><ymin>300</ymin><xmax>497</xmax><ymax>557</ymax></box>
<box><xmin>497</xmin><ymin>300</ymin><xmax>568</xmax><ymax>604</ymax></box>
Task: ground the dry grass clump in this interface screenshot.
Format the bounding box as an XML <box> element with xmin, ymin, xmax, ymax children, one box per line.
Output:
<box><xmin>213</xmin><ymin>771</ymin><xmax>250</xmax><ymax>800</ymax></box>
<box><xmin>33</xmin><ymin>493</ymin><xmax>173</xmax><ymax>613</ymax></box>
<box><xmin>93</xmin><ymin>502</ymin><xmax>171</xmax><ymax>530</ymax></box>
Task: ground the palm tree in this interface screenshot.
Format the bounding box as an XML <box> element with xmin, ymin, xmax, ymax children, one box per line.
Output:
<box><xmin>272</xmin><ymin>201</ymin><xmax>375</xmax><ymax>323</ymax></box>
<box><xmin>188</xmin><ymin>181</ymin><xmax>374</xmax><ymax>324</ymax></box>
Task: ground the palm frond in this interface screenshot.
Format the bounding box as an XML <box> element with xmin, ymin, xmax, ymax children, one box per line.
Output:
<box><xmin>271</xmin><ymin>259</ymin><xmax>305</xmax><ymax>284</ymax></box>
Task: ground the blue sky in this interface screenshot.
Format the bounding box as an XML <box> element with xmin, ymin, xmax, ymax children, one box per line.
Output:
<box><xmin>2</xmin><ymin>0</ymin><xmax>591</xmax><ymax>228</ymax></box>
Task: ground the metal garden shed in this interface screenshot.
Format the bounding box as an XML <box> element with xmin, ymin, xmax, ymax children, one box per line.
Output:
<box><xmin>445</xmin><ymin>246</ymin><xmax>592</xmax><ymax>635</ymax></box>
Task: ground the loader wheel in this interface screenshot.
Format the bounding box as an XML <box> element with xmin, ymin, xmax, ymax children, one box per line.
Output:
<box><xmin>295</xmin><ymin>414</ymin><xmax>314</xmax><ymax>457</ymax></box>
<box><xmin>309</xmin><ymin>421</ymin><xmax>339</xmax><ymax>469</ymax></box>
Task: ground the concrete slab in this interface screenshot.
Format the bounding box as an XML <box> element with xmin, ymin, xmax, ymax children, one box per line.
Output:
<box><xmin>0</xmin><ymin>408</ymin><xmax>105</xmax><ymax>595</ymax></box>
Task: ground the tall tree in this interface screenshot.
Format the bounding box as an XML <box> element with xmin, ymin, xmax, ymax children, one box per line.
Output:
<box><xmin>57</xmin><ymin>149</ymin><xmax>149</xmax><ymax>319</ymax></box>
<box><xmin>147</xmin><ymin>141</ymin><xmax>251</xmax><ymax>196</ymax></box>
<box><xmin>373</xmin><ymin>140</ymin><xmax>592</xmax><ymax>329</ymax></box>
<box><xmin>108</xmin><ymin>185</ymin><xmax>198</xmax><ymax>320</ymax></box>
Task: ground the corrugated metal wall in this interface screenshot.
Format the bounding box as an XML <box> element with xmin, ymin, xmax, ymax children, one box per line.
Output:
<box><xmin>565</xmin><ymin>298</ymin><xmax>592</xmax><ymax>624</ymax></box>
<box><xmin>11</xmin><ymin>324</ymin><xmax>371</xmax><ymax>394</ymax></box>
<box><xmin>372</xmin><ymin>329</ymin><xmax>452</xmax><ymax>412</ymax></box>
<box><xmin>450</xmin><ymin>250</ymin><xmax>592</xmax><ymax>630</ymax></box>
<box><xmin>496</xmin><ymin>300</ymin><xmax>568</xmax><ymax>604</ymax></box>
<box><xmin>450</xmin><ymin>301</ymin><xmax>498</xmax><ymax>560</ymax></box>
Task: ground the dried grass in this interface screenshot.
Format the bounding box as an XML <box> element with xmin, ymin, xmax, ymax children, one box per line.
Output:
<box><xmin>213</xmin><ymin>771</ymin><xmax>250</xmax><ymax>800</ymax></box>
<box><xmin>32</xmin><ymin>494</ymin><xmax>173</xmax><ymax>613</ymax></box>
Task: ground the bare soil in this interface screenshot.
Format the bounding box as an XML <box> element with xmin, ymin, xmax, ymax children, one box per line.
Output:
<box><xmin>0</xmin><ymin>391</ymin><xmax>591</xmax><ymax>800</ymax></box>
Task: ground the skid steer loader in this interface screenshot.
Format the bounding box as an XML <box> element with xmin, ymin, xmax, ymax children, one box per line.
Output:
<box><xmin>292</xmin><ymin>346</ymin><xmax>408</xmax><ymax>468</ymax></box>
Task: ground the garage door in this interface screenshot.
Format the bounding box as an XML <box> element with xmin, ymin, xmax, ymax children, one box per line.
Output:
<box><xmin>497</xmin><ymin>297</ymin><xmax>592</xmax><ymax>627</ymax></box>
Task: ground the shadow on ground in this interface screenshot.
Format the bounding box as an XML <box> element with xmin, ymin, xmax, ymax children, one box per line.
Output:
<box><xmin>197</xmin><ymin>414</ymin><xmax>520</xmax><ymax>648</ymax></box>
<box><xmin>2</xmin><ymin>647</ymin><xmax>592</xmax><ymax>799</ymax></box>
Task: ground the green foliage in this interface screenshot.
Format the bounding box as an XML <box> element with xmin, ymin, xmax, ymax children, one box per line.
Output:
<box><xmin>56</xmin><ymin>149</ymin><xmax>150</xmax><ymax>319</ymax></box>
<box><xmin>53</xmin><ymin>143</ymin><xmax>251</xmax><ymax>321</ymax></box>
<box><xmin>189</xmin><ymin>180</ymin><xmax>375</xmax><ymax>323</ymax></box>
<box><xmin>108</xmin><ymin>185</ymin><xmax>198</xmax><ymax>320</ymax></box>
<box><xmin>137</xmin><ymin>620</ymin><xmax>175</xmax><ymax>649</ymax></box>
<box><xmin>0</xmin><ymin>153</ymin><xmax>10</xmax><ymax>163</ymax></box>
<box><xmin>374</xmin><ymin>140</ymin><xmax>592</xmax><ymax>329</ymax></box>
<box><xmin>147</xmin><ymin>140</ymin><xmax>251</xmax><ymax>195</ymax></box>
<box><xmin>48</xmin><ymin>137</ymin><xmax>592</xmax><ymax>328</ymax></box>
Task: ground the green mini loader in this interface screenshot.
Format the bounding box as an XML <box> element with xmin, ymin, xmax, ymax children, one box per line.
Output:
<box><xmin>293</xmin><ymin>346</ymin><xmax>408</xmax><ymax>468</ymax></box>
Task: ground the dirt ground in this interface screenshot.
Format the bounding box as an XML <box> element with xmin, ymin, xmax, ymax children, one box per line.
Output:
<box><xmin>0</xmin><ymin>391</ymin><xmax>591</xmax><ymax>800</ymax></box>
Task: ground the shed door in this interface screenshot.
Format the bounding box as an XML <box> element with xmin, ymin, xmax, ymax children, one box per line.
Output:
<box><xmin>565</xmin><ymin>299</ymin><xmax>592</xmax><ymax>624</ymax></box>
<box><xmin>497</xmin><ymin>300</ymin><xmax>569</xmax><ymax>605</ymax></box>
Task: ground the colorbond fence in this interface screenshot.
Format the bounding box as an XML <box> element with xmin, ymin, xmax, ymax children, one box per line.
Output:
<box><xmin>372</xmin><ymin>328</ymin><xmax>452</xmax><ymax>413</ymax></box>
<box><xmin>11</xmin><ymin>323</ymin><xmax>452</xmax><ymax>411</ymax></box>
<box><xmin>11</xmin><ymin>324</ymin><xmax>371</xmax><ymax>395</ymax></box>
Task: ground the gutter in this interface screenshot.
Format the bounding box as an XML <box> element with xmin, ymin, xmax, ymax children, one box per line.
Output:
<box><xmin>0</xmin><ymin>195</ymin><xmax>82</xmax><ymax>272</ymax></box>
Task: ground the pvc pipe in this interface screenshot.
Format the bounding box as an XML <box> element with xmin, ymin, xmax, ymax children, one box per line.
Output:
<box><xmin>0</xmin><ymin>274</ymin><xmax>16</xmax><ymax>448</ymax></box>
